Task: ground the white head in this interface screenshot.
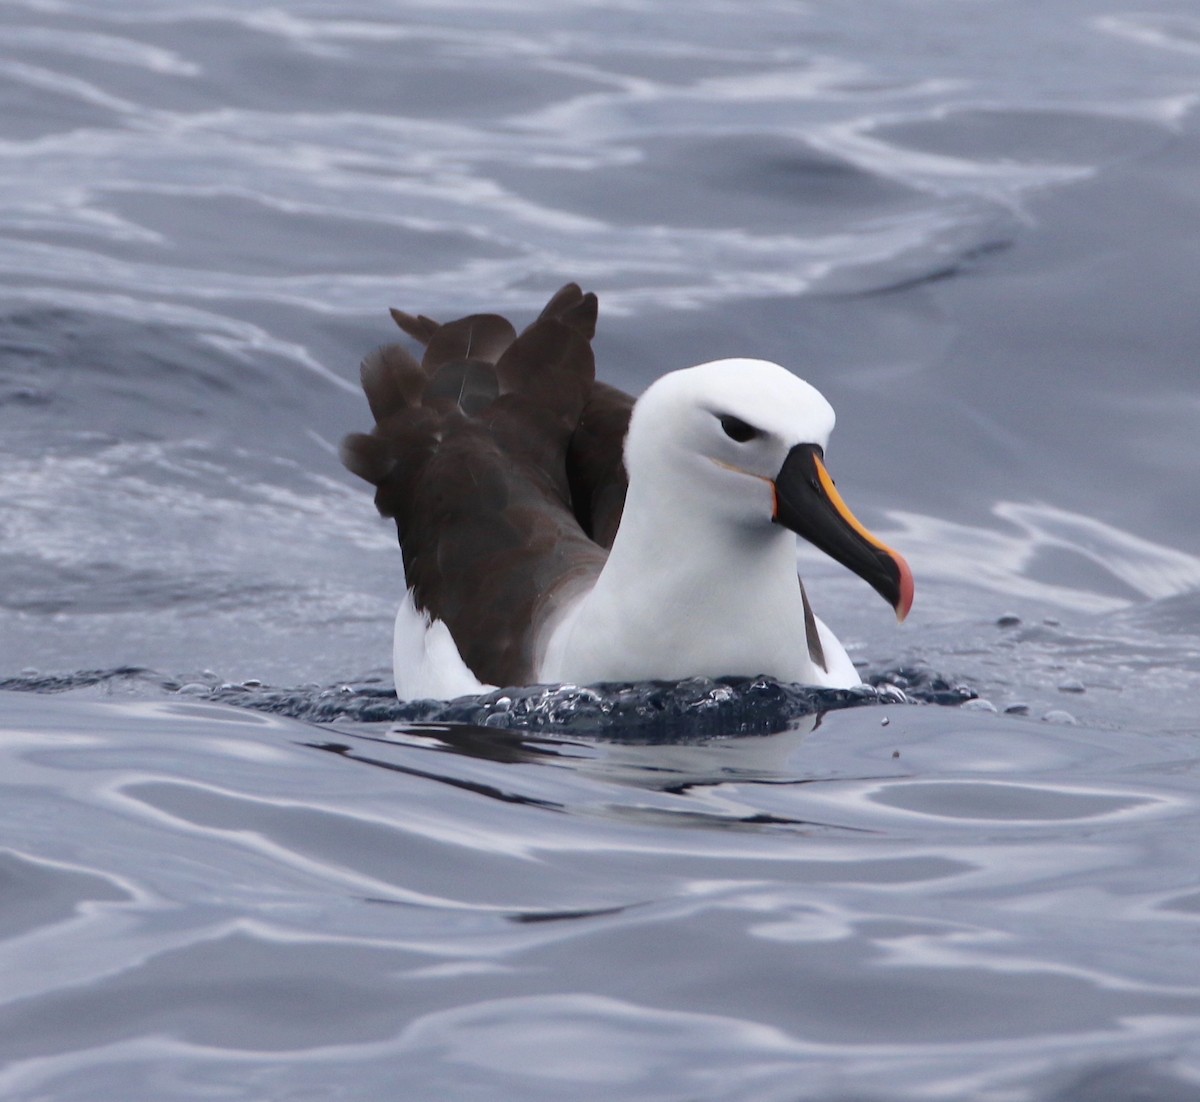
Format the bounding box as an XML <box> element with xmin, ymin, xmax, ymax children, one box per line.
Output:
<box><xmin>624</xmin><ymin>358</ymin><xmax>834</xmax><ymax>529</ymax></box>
<box><xmin>622</xmin><ymin>357</ymin><xmax>912</xmax><ymax>617</ymax></box>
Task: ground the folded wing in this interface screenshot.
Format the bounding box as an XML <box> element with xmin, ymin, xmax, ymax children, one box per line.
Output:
<box><xmin>341</xmin><ymin>284</ymin><xmax>633</xmax><ymax>687</ymax></box>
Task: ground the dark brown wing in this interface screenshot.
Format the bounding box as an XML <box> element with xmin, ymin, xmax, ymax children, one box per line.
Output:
<box><xmin>532</xmin><ymin>282</ymin><xmax>632</xmax><ymax>547</ymax></box>
<box><xmin>340</xmin><ymin>284</ymin><xmax>628</xmax><ymax>687</ymax></box>
<box><xmin>568</xmin><ymin>381</ymin><xmax>633</xmax><ymax>549</ymax></box>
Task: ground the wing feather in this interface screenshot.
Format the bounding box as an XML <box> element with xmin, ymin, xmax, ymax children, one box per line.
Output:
<box><xmin>342</xmin><ymin>284</ymin><xmax>628</xmax><ymax>687</ymax></box>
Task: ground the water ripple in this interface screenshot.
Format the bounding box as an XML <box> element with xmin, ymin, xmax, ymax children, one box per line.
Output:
<box><xmin>2</xmin><ymin>673</ymin><xmax>1200</xmax><ymax>1097</ymax></box>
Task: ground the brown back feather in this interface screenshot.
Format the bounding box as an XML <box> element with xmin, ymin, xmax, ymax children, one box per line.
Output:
<box><xmin>341</xmin><ymin>284</ymin><xmax>630</xmax><ymax>688</ymax></box>
<box><xmin>568</xmin><ymin>382</ymin><xmax>632</xmax><ymax>548</ymax></box>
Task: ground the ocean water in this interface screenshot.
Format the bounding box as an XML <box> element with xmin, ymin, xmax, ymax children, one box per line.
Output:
<box><xmin>2</xmin><ymin>0</ymin><xmax>1200</xmax><ymax>1098</ymax></box>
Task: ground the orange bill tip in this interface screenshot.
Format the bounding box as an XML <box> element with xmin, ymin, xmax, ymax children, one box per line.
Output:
<box><xmin>813</xmin><ymin>455</ymin><xmax>915</xmax><ymax>622</ymax></box>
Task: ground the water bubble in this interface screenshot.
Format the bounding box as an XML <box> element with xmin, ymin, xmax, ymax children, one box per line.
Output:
<box><xmin>1057</xmin><ymin>680</ymin><xmax>1086</xmax><ymax>694</ymax></box>
<box><xmin>176</xmin><ymin>683</ymin><xmax>211</xmax><ymax>697</ymax></box>
<box><xmin>961</xmin><ymin>698</ymin><xmax>997</xmax><ymax>713</ymax></box>
<box><xmin>1042</xmin><ymin>709</ymin><xmax>1078</xmax><ymax>725</ymax></box>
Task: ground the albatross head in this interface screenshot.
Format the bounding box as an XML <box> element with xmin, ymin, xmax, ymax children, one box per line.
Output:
<box><xmin>624</xmin><ymin>357</ymin><xmax>914</xmax><ymax>621</ymax></box>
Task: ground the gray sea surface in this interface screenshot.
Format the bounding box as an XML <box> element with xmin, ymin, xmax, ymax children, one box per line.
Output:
<box><xmin>2</xmin><ymin>0</ymin><xmax>1200</xmax><ymax>1098</ymax></box>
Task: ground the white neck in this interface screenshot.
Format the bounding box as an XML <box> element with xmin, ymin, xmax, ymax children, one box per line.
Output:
<box><xmin>539</xmin><ymin>479</ymin><xmax>821</xmax><ymax>685</ymax></box>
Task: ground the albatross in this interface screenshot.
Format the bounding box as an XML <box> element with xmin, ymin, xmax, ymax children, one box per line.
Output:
<box><xmin>341</xmin><ymin>284</ymin><xmax>913</xmax><ymax>699</ymax></box>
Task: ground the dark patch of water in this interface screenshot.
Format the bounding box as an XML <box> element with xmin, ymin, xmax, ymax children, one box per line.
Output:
<box><xmin>0</xmin><ymin>664</ymin><xmax>976</xmax><ymax>739</ymax></box>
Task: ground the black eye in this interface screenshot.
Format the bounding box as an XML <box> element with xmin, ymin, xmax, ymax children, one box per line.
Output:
<box><xmin>718</xmin><ymin>414</ymin><xmax>759</xmax><ymax>443</ymax></box>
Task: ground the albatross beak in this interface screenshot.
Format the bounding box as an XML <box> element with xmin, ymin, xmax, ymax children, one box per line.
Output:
<box><xmin>772</xmin><ymin>444</ymin><xmax>914</xmax><ymax>622</ymax></box>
